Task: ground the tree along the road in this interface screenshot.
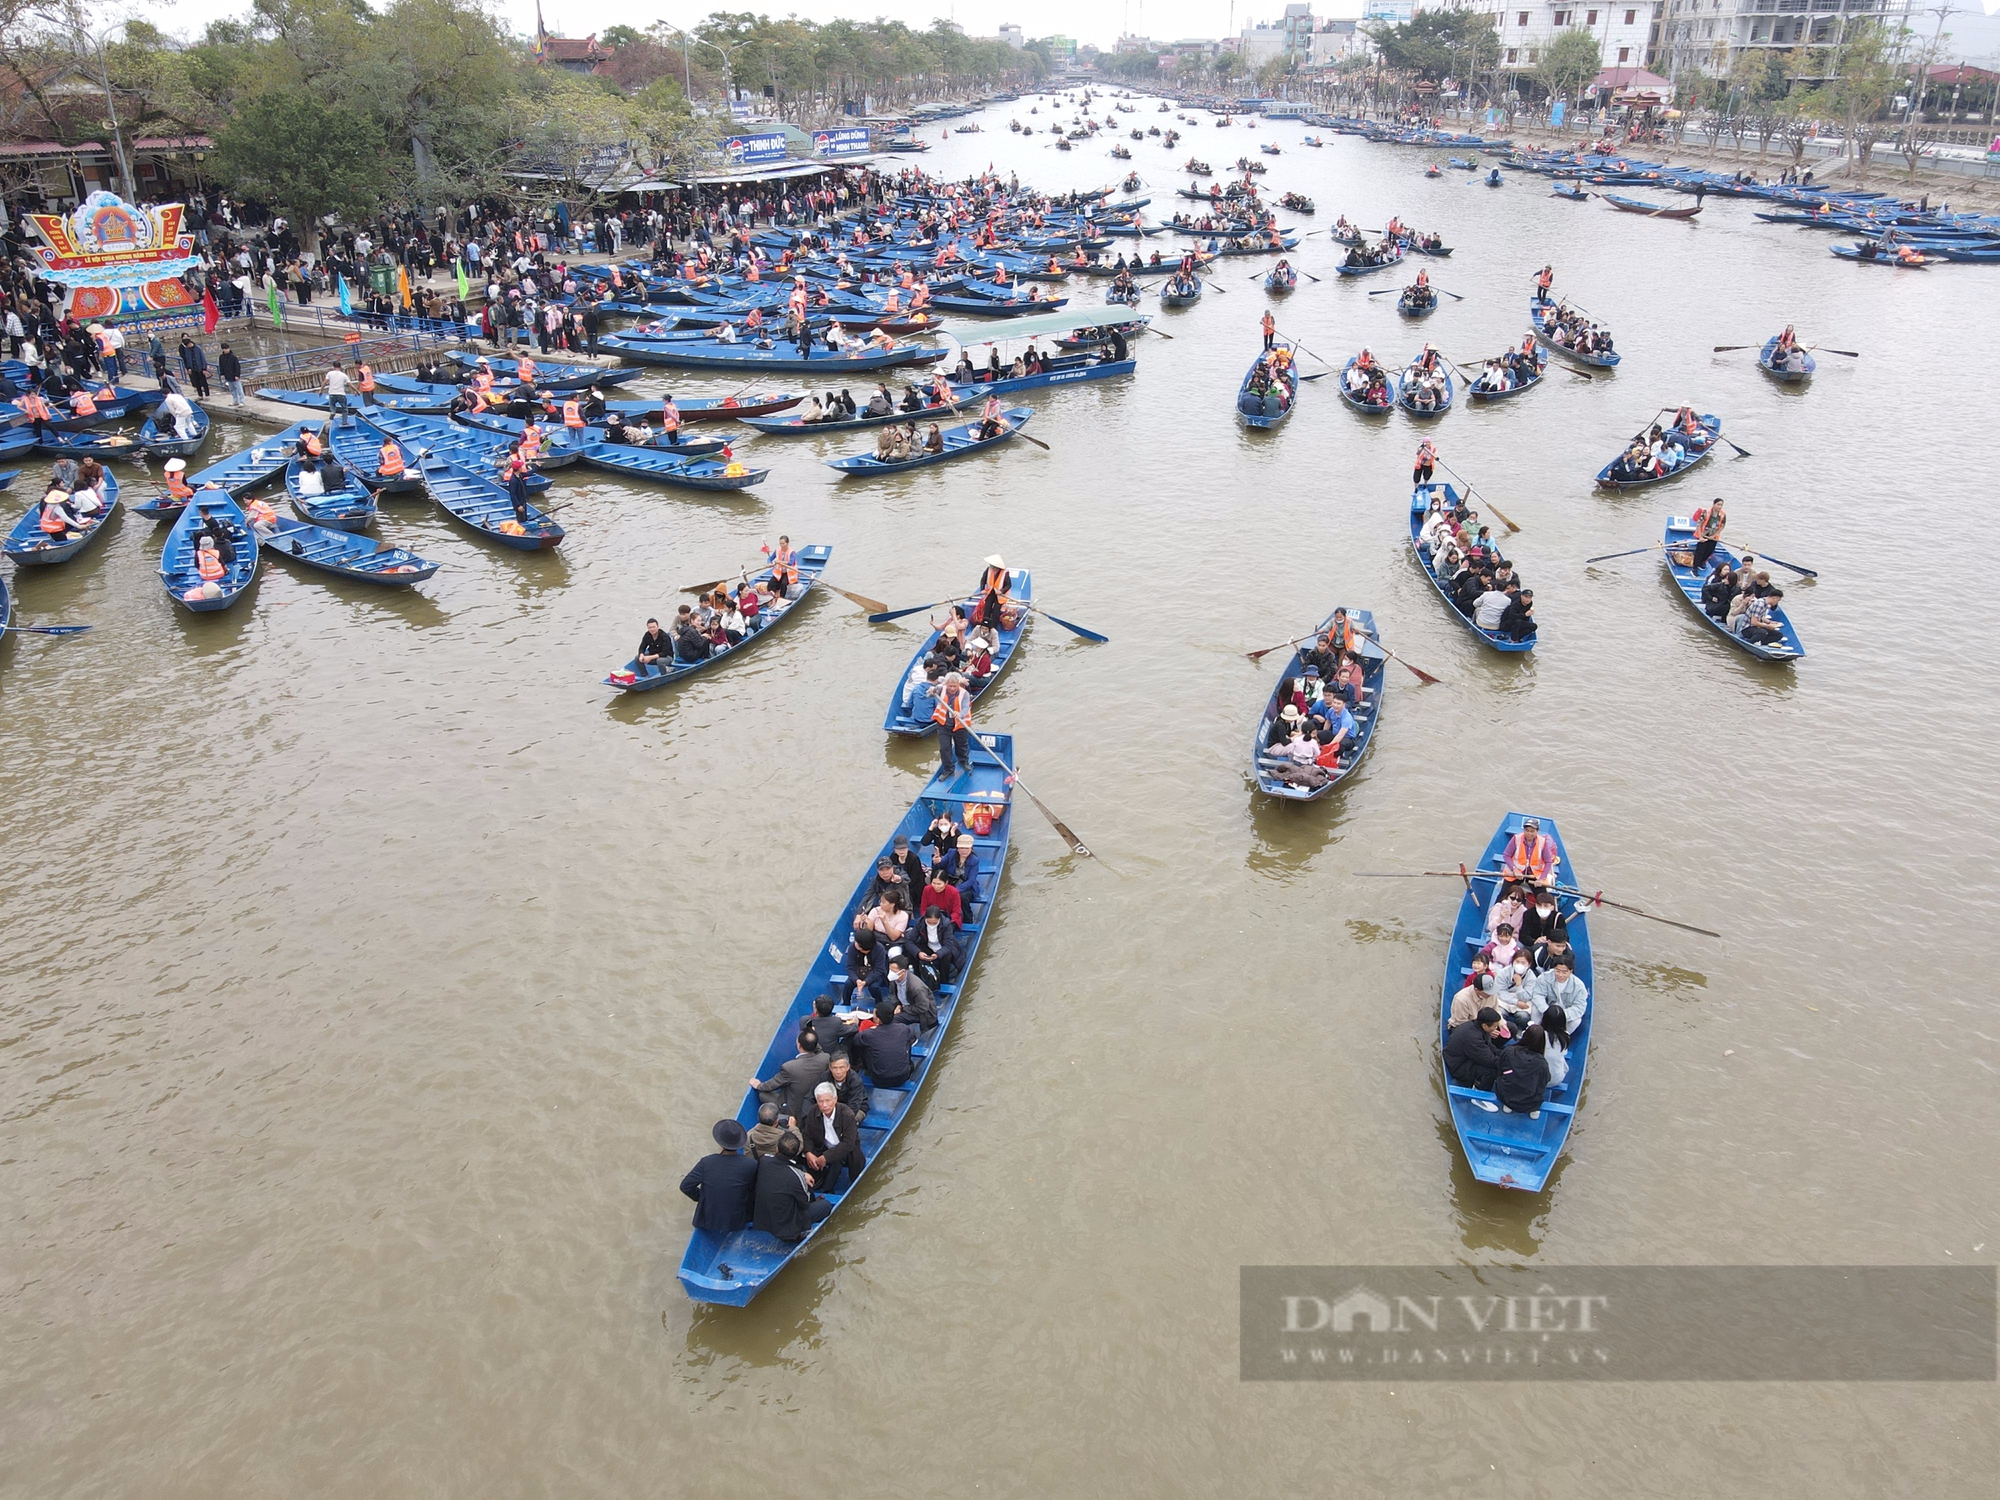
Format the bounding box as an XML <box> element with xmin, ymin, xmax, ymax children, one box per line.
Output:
<box><xmin>212</xmin><ymin>91</ymin><xmax>388</xmax><ymax>250</ymax></box>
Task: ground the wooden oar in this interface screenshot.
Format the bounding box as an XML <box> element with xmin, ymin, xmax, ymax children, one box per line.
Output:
<box><xmin>1381</xmin><ymin>645</ymin><xmax>1443</xmax><ymax>686</ymax></box>
<box><xmin>1435</xmin><ymin>458</ymin><xmax>1520</xmax><ymax>534</ymax></box>
<box><xmin>1584</xmin><ymin>540</ymin><xmax>1671</xmax><ymax>565</ymax></box>
<box><xmin>1354</xmin><ymin>870</ymin><xmax>1722</xmax><ymax>938</ymax></box>
<box><xmin>1434</xmin><ymin>287</ymin><xmax>1466</xmax><ymax>302</ymax></box>
<box><xmin>1730</xmin><ymin>545</ymin><xmax>1817</xmax><ymax>579</ymax></box>
<box><xmin>0</xmin><ymin>620</ymin><xmax>93</xmax><ymax>637</ymax></box>
<box><xmin>1366</xmin><ymin>287</ymin><xmax>1401</xmax><ymax>296</ymax></box>
<box><xmin>820</xmin><ymin>582</ymin><xmax>890</xmax><ymax>613</ymax></box>
<box><xmin>868</xmin><ymin>595</ymin><xmax>956</xmax><ymax>624</ymax></box>
<box><xmin>1719</xmin><ymin>435</ymin><xmax>1753</xmax><ymax>459</ymax></box>
<box><xmin>1022</xmin><ymin>601</ymin><xmax>1108</xmax><ymax>642</ymax></box>
<box><xmin>1552</xmin><ymin>882</ymin><xmax>1722</xmax><ymax>939</ymax></box>
<box><xmin>1245</xmin><ymin>631</ymin><xmax>1314</xmax><ymax>662</ymax></box>
<box><xmin>1809</xmin><ymin>345</ymin><xmax>1860</xmax><ymax>358</ymax></box>
<box><xmin>1712</xmin><ymin>343</ymin><xmax>1757</xmax><ymax>352</ymax></box>
<box><xmin>976</xmin><ymin>735</ymin><xmax>1101</xmax><ymax>862</ymax></box>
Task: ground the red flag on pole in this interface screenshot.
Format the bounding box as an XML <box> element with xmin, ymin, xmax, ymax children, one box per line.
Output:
<box><xmin>201</xmin><ymin>288</ymin><xmax>219</xmax><ymax>334</ymax></box>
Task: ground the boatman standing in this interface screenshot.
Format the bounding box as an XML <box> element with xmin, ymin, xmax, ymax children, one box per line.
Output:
<box><xmin>1689</xmin><ymin>498</ymin><xmax>1727</xmax><ymax>572</ymax></box>
<box><xmin>1414</xmin><ymin>439</ymin><xmax>1437</xmax><ymax>487</ymax></box>
<box><xmin>764</xmin><ymin>535</ymin><xmax>799</xmax><ymax>597</ymax></box>
<box><xmin>972</xmin><ymin>555</ymin><xmax>1011</xmax><ymax>628</ymax></box>
<box><xmin>661</xmin><ymin>395</ymin><xmax>683</xmax><ymax>447</ymax></box>
<box><xmin>1534</xmin><ymin>265</ymin><xmax>1554</xmax><ymax>304</ymax></box>
<box><xmin>932</xmin><ymin>670</ymin><xmax>974</xmax><ymax>781</ymax></box>
<box><xmin>1260</xmin><ymin>308</ymin><xmax>1276</xmax><ymax>351</ymax></box>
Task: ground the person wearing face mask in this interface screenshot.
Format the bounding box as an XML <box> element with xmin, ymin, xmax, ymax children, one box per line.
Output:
<box><xmin>1491</xmin><ymin>949</ymin><xmax>1539</xmax><ymax>1034</ymax></box>
<box><xmin>1520</xmin><ymin>892</ymin><xmax>1569</xmax><ymax>962</ymax></box>
<box><xmin>910</xmin><ymin>900</ymin><xmax>962</xmax><ymax>990</ymax></box>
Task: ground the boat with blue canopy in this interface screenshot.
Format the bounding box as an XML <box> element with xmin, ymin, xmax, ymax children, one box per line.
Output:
<box><xmin>677</xmin><ymin>733</ymin><xmax>1015</xmax><ymax>1305</ymax></box>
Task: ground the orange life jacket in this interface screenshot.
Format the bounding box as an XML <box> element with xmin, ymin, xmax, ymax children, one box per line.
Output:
<box><xmin>1325</xmin><ymin>618</ymin><xmax>1358</xmax><ymax>653</ymax></box>
<box><xmin>561</xmin><ymin>399</ymin><xmax>583</xmax><ymax>428</ymax></box>
<box><xmin>167</xmin><ymin>475</ymin><xmax>195</xmax><ymax>500</ymax></box>
<box><xmin>516</xmin><ymin>358</ymin><xmax>536</xmax><ymax>381</ymax></box>
<box><xmin>980</xmin><ymin>566</ymin><xmax>1011</xmax><ymax>598</ymax></box>
<box><xmin>304</xmin><ymin>432</ymin><xmax>324</xmax><ymax>458</ymax></box>
<box><xmin>39</xmin><ymin>502</ymin><xmax>69</xmax><ymax>534</ymax></box>
<box><xmin>197</xmin><ymin>547</ymin><xmax>225</xmax><ymax>581</ymax></box>
<box><xmin>1692</xmin><ymin>505</ymin><xmax>1724</xmax><ymax>541</ymax></box>
<box><xmin>70</xmin><ymin>391</ymin><xmax>98</xmax><ymax>417</ymax></box>
<box><xmin>356</xmin><ymin>363</ymin><xmax>375</xmax><ymax>392</ymax></box>
<box><xmin>1506</xmin><ymin>832</ymin><xmax>1556</xmax><ymax>882</ymax></box>
<box><xmin>475</xmin><ymin>371</ymin><xmax>495</xmax><ymax>393</ymax></box>
<box><xmin>661</xmin><ymin>403</ymin><xmax>681</xmax><ymax>432</ymax></box>
<box><xmin>932</xmin><ymin>683</ymin><xmax>973</xmax><ymax>732</ymax></box>
<box><xmin>377</xmin><ymin>442</ymin><xmax>405</xmax><ymax>477</ymax></box>
<box><xmin>246</xmin><ymin>496</ymin><xmax>278</xmax><ymax>526</ymax></box>
<box><xmin>19</xmin><ymin>392</ymin><xmax>50</xmax><ymax>420</ymax></box>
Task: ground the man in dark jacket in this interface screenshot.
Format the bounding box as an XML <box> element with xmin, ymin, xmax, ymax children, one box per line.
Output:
<box><xmin>179</xmin><ymin>336</ymin><xmax>211</xmax><ymax>399</ymax></box>
<box><xmin>881</xmin><ymin>959</ymin><xmax>937</xmax><ymax>1034</ymax></box>
<box><xmin>799</xmin><ymin>1083</ymin><xmax>865</xmax><ymax>1194</ymax></box>
<box><xmin>216</xmin><ymin>343</ymin><xmax>244</xmax><ymax>407</ymax></box>
<box><xmin>679</xmin><ymin>1119</ymin><xmax>758</xmax><ymax>1234</ymax></box>
<box><xmin>1444</xmin><ymin>1008</ymin><xmax>1507</xmax><ymax>1103</ymax></box>
<box><xmin>853</xmin><ymin>1001</ymin><xmax>918</xmax><ymax>1088</ymax></box>
<box><xmin>826</xmin><ymin>1051</ymin><xmax>868</xmax><ymax>1122</ymax></box>
<box><xmin>753</xmin><ymin>1135</ymin><xmax>831</xmax><ymax>1243</ymax></box>
<box><xmin>752</xmin><ymin>1033</ymin><xmax>831</xmax><ymax>1121</ymax></box>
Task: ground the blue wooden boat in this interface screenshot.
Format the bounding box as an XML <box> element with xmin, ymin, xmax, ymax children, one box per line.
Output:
<box><xmin>1409</xmin><ymin>483</ymin><xmax>1535</xmax><ymax>652</ymax></box>
<box><xmin>598</xmin><ymin>335</ymin><xmax>947</xmax><ymax>375</ymax></box>
<box><xmin>33</xmin><ymin>428</ymin><xmax>147</xmax><ymax>462</ymax></box>
<box><xmin>0</xmin><ymin>469</ymin><xmax>17</xmax><ymax>489</ymax></box>
<box><xmin>1662</xmin><ymin>517</ymin><xmax>1803</xmax><ymax>662</ymax></box>
<box><xmin>1602</xmin><ymin>192</ymin><xmax>1701</xmax><ymax>220</ymax></box>
<box><xmin>741</xmin><ymin>394</ymin><xmax>966</xmax><ymax>436</ymax></box>
<box><xmin>1551</xmin><ymin>184</ymin><xmax>1591</xmax><ymax>202</ymax></box>
<box><xmin>1396</xmin><ymin>359</ymin><xmax>1454</xmax><ymax>417</ymax></box>
<box><xmin>262</xmin><ymin>517</ymin><xmax>440</xmax><ymax>587</ymax></box>
<box><xmin>3</xmin><ymin>472</ymin><xmax>119</xmax><ymax>565</ymax></box>
<box><xmin>1397</xmin><ymin>285</ymin><xmax>1439</xmax><ymax>319</ymax></box>
<box><xmin>447</xmin><ymin>410</ymin><xmax>583</xmax><ymax>469</ymax></box>
<box><xmin>1237</xmin><ymin>346</ymin><xmax>1297</xmax><ymax>429</ymax></box>
<box><xmin>136</xmin><ymin>399</ymin><xmax>211</xmax><ymax>458</ymax></box>
<box><xmin>1</xmin><ymin>383</ymin><xmax>151</xmax><ymax>431</ymax></box>
<box><xmin>949</xmin><ymin>353</ymin><xmax>1136</xmax><ymax>398</ymax></box>
<box><xmin>598</xmin><ymin>391</ymin><xmax>805</xmax><ymax>424</ymax></box>
<box><xmin>1464</xmin><ymin>346</ymin><xmax>1548</xmax><ymax>402</ymax></box>
<box><xmin>155</xmin><ymin>423</ymin><xmax>319</xmax><ymax>514</ymax></box>
<box><xmin>416</xmin><ymin>455</ymin><xmax>564</xmax><ymax>550</ymax></box>
<box><xmin>1264</xmin><ymin>264</ymin><xmax>1297</xmax><ymax>295</ymax></box>
<box><xmin>1333</xmin><ymin>249</ymin><xmax>1404</xmax><ymax>278</ymax></box>
<box><xmin>161</xmin><ymin>494</ymin><xmax>259</xmax><ymax>612</ymax></box>
<box><xmin>0</xmin><ymin>428</ymin><xmax>34</xmax><ymax>462</ymax></box>
<box><xmin>1595</xmin><ymin>414</ymin><xmax>1720</xmax><ymax>489</ymax></box>
<box><xmin>1158</xmin><ymin>277</ymin><xmax>1203</xmax><ymax>307</ymax></box>
<box><xmin>286</xmin><ymin>457</ymin><xmax>377</xmax><ymax>531</ymax></box>
<box><xmin>354</xmin><ymin>408</ymin><xmax>551</xmax><ymax>492</ymax></box>
<box><xmin>1338</xmin><ymin>357</ymin><xmax>1397</xmax><ymax>413</ymax></box>
<box><xmin>576</xmin><ymin>442</ymin><xmax>768</xmax><ymax>490</ymax></box>
<box><xmin>323</xmin><ymin>416</ymin><xmax>425</xmax><ymax>494</ymax></box>
<box><xmin>1485</xmin><ymin>169</ymin><xmax>1505</xmax><ymax>187</ymax></box>
<box><xmin>256</xmin><ymin>386</ymin><xmax>453</xmax><ymax>415</ymax></box>
<box><xmin>929</xmin><ymin>294</ymin><xmax>1066</xmax><ymax>318</ymax></box>
<box><xmin>677</xmin><ymin>732</ymin><xmax>1014</xmax><ymax>1305</ymax></box>
<box><xmin>440</xmin><ymin>351</ymin><xmax>643</xmax><ymax>388</ymax></box>
<box><xmin>605</xmin><ymin>545</ymin><xmax>830</xmax><ymax>693</ymax></box>
<box><xmin>883</xmin><ymin>569</ymin><xmax>1032</xmax><ymax>735</ymax></box>
<box><xmin>1448</xmin><ymin>156</ymin><xmax>1476</xmax><ymax>170</ymax></box>
<box><xmin>1251</xmin><ymin>608</ymin><xmax>1387</xmax><ymax>801</ymax></box>
<box><xmin>1757</xmin><ymin>336</ymin><xmax>1815</xmax><ymax>384</ymax></box>
<box><xmin>1439</xmin><ymin>812</ymin><xmax>1595</xmax><ymax>1192</ymax></box>
<box><xmin>1529</xmin><ymin>299</ymin><xmax>1621</xmax><ymax>369</ymax></box>
<box><xmin>827</xmin><ymin>409</ymin><xmax>1034</xmax><ymax>476</ymax></box>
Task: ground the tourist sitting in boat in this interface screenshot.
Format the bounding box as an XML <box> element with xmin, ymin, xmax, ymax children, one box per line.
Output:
<box><xmin>295</xmin><ymin>456</ymin><xmax>327</xmax><ymax>497</ymax></box>
<box><xmin>34</xmin><ymin>487</ymin><xmax>85</xmax><ymax>542</ymax></box>
<box><xmin>923</xmin><ymin>423</ymin><xmax>945</xmax><ymax>454</ymax></box>
<box><xmin>799</xmin><ymin>1081</ymin><xmax>865</xmax><ymax>1195</ymax></box>
<box><xmin>637</xmin><ymin>618</ymin><xmax>671</xmax><ymax>672</ymax></box>
<box><xmin>1445</xmin><ymin>1009</ymin><xmax>1508</xmax><ymax>1100</ymax></box>
<box><xmin>863</xmin><ymin>384</ymin><xmax>894</xmax><ymax>417</ymax></box>
<box><xmin>1499</xmin><ymin>589</ymin><xmax>1536</xmax><ymax>642</ymax></box>
<box><xmin>753</xmin><ymin>1135</ymin><xmax>831</xmax><ymax>1242</ymax></box>
<box><xmin>1530</xmin><ymin>956</ymin><xmax>1589</xmax><ymax>1034</ymax></box>
<box><xmin>244</xmin><ymin>493</ymin><xmax>279</xmax><ymax>542</ymax></box>
<box><xmin>673</xmin><ymin>608</ymin><xmax>713</xmax><ymax>663</ymax></box>
<box><xmin>1735</xmin><ymin>588</ymin><xmax>1786</xmax><ymax>646</ymax></box>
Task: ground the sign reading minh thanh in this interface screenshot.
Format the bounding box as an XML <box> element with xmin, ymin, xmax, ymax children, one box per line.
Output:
<box><xmin>813</xmin><ymin>127</ymin><xmax>871</xmax><ymax>158</ymax></box>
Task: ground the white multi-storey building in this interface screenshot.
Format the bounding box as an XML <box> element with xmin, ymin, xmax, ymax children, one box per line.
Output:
<box><xmin>1654</xmin><ymin>0</ymin><xmax>1913</xmax><ymax>78</ymax></box>
<box><xmin>1471</xmin><ymin>1</ymin><xmax>1661</xmax><ymax>72</ymax></box>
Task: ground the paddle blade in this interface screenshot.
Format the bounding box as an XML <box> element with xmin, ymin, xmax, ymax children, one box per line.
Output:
<box><xmin>1392</xmin><ymin>652</ymin><xmax>1443</xmax><ymax>686</ymax></box>
<box><xmin>1021</xmin><ymin>784</ymin><xmax>1093</xmax><ymax>858</ymax></box>
<box><xmin>1820</xmin><ymin>348</ymin><xmax>1861</xmax><ymax>358</ymax></box>
<box><xmin>866</xmin><ymin>597</ymin><xmax>951</xmax><ymax>625</ymax></box>
<box><xmin>1031</xmin><ymin>605</ymin><xmax>1107</xmax><ymax>643</ymax></box>
<box><xmin>824</xmin><ymin>582</ymin><xmax>889</xmax><ymax>615</ymax></box>
<box><xmin>1584</xmin><ymin>544</ymin><xmax>1661</xmax><ymax>564</ymax></box>
<box><xmin>1711</xmin><ymin>344</ymin><xmax>1754</xmax><ymax>352</ymax></box>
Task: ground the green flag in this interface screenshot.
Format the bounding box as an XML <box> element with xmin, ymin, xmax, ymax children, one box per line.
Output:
<box><xmin>455</xmin><ymin>259</ymin><xmax>470</xmax><ymax>302</ymax></box>
<box><xmin>266</xmin><ymin>282</ymin><xmax>284</xmax><ymax>330</ymax></box>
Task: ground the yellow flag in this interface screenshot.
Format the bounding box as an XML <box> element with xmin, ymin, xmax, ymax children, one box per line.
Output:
<box><xmin>397</xmin><ymin>264</ymin><xmax>412</xmax><ymax>310</ymax></box>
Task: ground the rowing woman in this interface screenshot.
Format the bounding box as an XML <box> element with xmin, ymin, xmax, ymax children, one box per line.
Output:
<box><xmin>972</xmin><ymin>555</ymin><xmax>1011</xmax><ymax>628</ymax></box>
<box><xmin>1688</xmin><ymin>498</ymin><xmax>1728</xmax><ymax>571</ymax></box>
<box><xmin>765</xmin><ymin>536</ymin><xmax>799</xmax><ymax>597</ymax></box>
<box><xmin>976</xmin><ymin>395</ymin><xmax>1008</xmax><ymax>441</ymax></box>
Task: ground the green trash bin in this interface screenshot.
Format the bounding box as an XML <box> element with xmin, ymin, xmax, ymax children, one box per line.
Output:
<box><xmin>367</xmin><ymin>262</ymin><xmax>395</xmax><ymax>296</ymax></box>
